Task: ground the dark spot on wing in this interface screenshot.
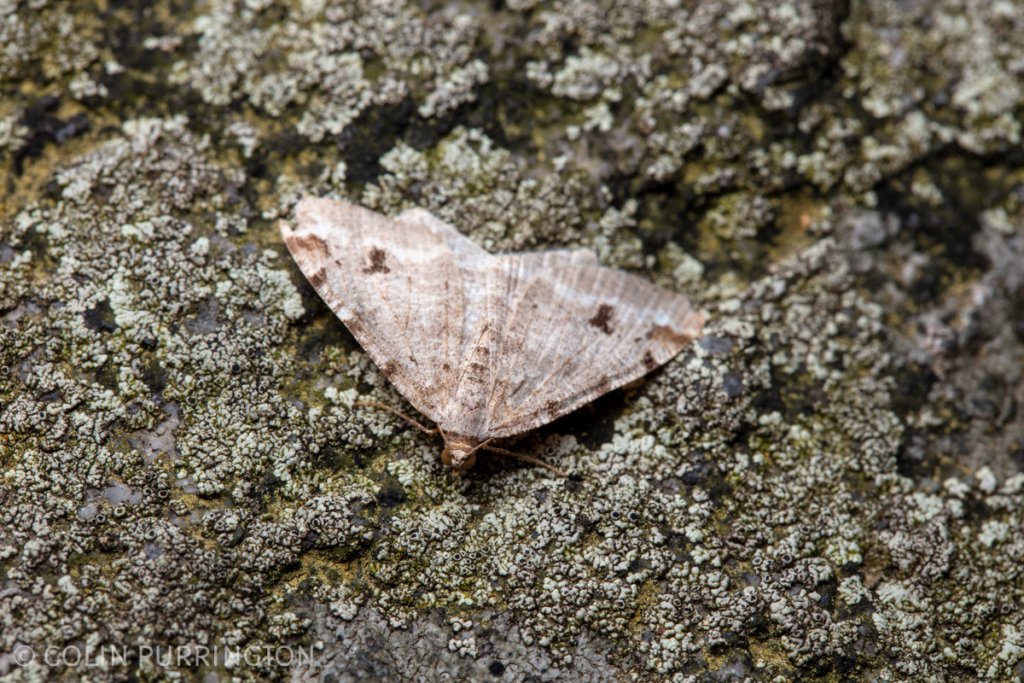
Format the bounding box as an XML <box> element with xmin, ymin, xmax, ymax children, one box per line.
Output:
<box><xmin>308</xmin><ymin>267</ymin><xmax>326</xmax><ymax>289</ymax></box>
<box><xmin>380</xmin><ymin>360</ymin><xmax>398</xmax><ymax>378</ymax></box>
<box><xmin>642</xmin><ymin>351</ymin><xmax>657</xmax><ymax>371</ymax></box>
<box><xmin>363</xmin><ymin>247</ymin><xmax>391</xmax><ymax>274</ymax></box>
<box><xmin>289</xmin><ymin>234</ymin><xmax>330</xmax><ymax>258</ymax></box>
<box><xmin>588</xmin><ymin>304</ymin><xmax>615</xmax><ymax>334</ymax></box>
<box><xmin>648</xmin><ymin>324</ymin><xmax>695</xmax><ymax>347</ymax></box>
<box><xmin>595</xmin><ymin>375</ymin><xmax>611</xmax><ymax>393</ymax></box>
<box><xmin>545</xmin><ymin>399</ymin><xmax>560</xmax><ymax>415</ymax></box>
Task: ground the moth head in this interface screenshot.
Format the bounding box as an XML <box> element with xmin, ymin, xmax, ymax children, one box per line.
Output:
<box><xmin>440</xmin><ymin>437</ymin><xmax>479</xmax><ymax>472</ymax></box>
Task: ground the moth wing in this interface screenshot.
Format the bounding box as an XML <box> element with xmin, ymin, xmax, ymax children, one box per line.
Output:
<box><xmin>395</xmin><ymin>207</ymin><xmax>489</xmax><ymax>260</ymax></box>
<box><xmin>530</xmin><ymin>248</ymin><xmax>599</xmax><ymax>267</ymax></box>
<box><xmin>482</xmin><ymin>251</ymin><xmax>704</xmax><ymax>438</ymax></box>
<box><xmin>281</xmin><ymin>197</ymin><xmax>490</xmax><ymax>423</ymax></box>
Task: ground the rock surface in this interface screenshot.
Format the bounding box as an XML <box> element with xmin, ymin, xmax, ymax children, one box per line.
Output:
<box><xmin>2</xmin><ymin>1</ymin><xmax>1024</xmax><ymax>681</ymax></box>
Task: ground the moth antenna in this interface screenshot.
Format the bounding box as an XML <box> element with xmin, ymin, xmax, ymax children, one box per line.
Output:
<box><xmin>467</xmin><ymin>438</ymin><xmax>494</xmax><ymax>455</ymax></box>
<box><xmin>481</xmin><ymin>443</ymin><xmax>568</xmax><ymax>478</ymax></box>
<box><xmin>354</xmin><ymin>400</ymin><xmax>439</xmax><ymax>436</ymax></box>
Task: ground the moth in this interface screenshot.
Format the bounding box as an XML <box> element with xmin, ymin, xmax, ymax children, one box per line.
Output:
<box><xmin>281</xmin><ymin>197</ymin><xmax>705</xmax><ymax>475</ymax></box>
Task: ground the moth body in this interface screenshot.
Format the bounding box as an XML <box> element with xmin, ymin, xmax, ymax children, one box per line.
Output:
<box><xmin>439</xmin><ymin>434</ymin><xmax>480</xmax><ymax>472</ymax></box>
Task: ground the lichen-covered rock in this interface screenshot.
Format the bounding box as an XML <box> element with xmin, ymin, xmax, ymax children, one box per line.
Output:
<box><xmin>2</xmin><ymin>1</ymin><xmax>1024</xmax><ymax>681</ymax></box>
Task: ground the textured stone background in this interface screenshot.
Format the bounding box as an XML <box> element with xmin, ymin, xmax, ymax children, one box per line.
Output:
<box><xmin>2</xmin><ymin>1</ymin><xmax>1024</xmax><ymax>681</ymax></box>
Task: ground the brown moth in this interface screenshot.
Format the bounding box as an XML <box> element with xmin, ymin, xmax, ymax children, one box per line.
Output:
<box><xmin>281</xmin><ymin>196</ymin><xmax>705</xmax><ymax>475</ymax></box>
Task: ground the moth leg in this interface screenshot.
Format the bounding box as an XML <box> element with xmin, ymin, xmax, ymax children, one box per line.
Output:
<box><xmin>354</xmin><ymin>400</ymin><xmax>439</xmax><ymax>436</ymax></box>
<box><xmin>481</xmin><ymin>443</ymin><xmax>568</xmax><ymax>477</ymax></box>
